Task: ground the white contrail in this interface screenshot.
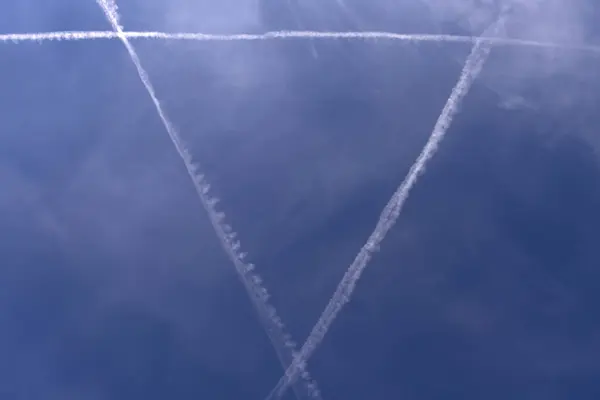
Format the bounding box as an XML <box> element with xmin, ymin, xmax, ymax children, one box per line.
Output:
<box><xmin>265</xmin><ymin>18</ymin><xmax>506</xmax><ymax>400</ymax></box>
<box><xmin>0</xmin><ymin>31</ymin><xmax>119</xmax><ymax>42</ymax></box>
<box><xmin>1</xmin><ymin>29</ymin><xmax>600</xmax><ymax>55</ymax></box>
<box><xmin>93</xmin><ymin>1</ymin><xmax>322</xmax><ymax>399</ymax></box>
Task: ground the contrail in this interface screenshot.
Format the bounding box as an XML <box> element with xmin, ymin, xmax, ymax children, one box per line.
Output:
<box><xmin>93</xmin><ymin>1</ymin><xmax>322</xmax><ymax>399</ymax></box>
<box><xmin>1</xmin><ymin>29</ymin><xmax>600</xmax><ymax>55</ymax></box>
<box><xmin>265</xmin><ymin>17</ymin><xmax>506</xmax><ymax>400</ymax></box>
<box><xmin>0</xmin><ymin>31</ymin><xmax>120</xmax><ymax>42</ymax></box>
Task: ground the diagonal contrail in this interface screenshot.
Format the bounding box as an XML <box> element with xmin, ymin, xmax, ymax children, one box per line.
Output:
<box><xmin>1</xmin><ymin>29</ymin><xmax>600</xmax><ymax>55</ymax></box>
<box><xmin>93</xmin><ymin>1</ymin><xmax>322</xmax><ymax>399</ymax></box>
<box><xmin>264</xmin><ymin>17</ymin><xmax>507</xmax><ymax>400</ymax></box>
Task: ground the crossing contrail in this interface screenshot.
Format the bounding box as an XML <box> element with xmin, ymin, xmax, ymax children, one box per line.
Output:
<box><xmin>4</xmin><ymin>10</ymin><xmax>595</xmax><ymax>400</ymax></box>
<box><xmin>1</xmin><ymin>29</ymin><xmax>600</xmax><ymax>55</ymax></box>
<box><xmin>264</xmin><ymin>17</ymin><xmax>506</xmax><ymax>400</ymax></box>
<box><xmin>94</xmin><ymin>1</ymin><xmax>321</xmax><ymax>399</ymax></box>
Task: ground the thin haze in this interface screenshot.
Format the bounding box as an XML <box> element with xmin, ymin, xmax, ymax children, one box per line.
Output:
<box><xmin>422</xmin><ymin>0</ymin><xmax>600</xmax><ymax>110</ymax></box>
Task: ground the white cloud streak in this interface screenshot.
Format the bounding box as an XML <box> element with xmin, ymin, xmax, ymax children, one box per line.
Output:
<box><xmin>264</xmin><ymin>16</ymin><xmax>507</xmax><ymax>400</ymax></box>
<box><xmin>1</xmin><ymin>30</ymin><xmax>599</xmax><ymax>55</ymax></box>
<box><xmin>93</xmin><ymin>1</ymin><xmax>321</xmax><ymax>399</ymax></box>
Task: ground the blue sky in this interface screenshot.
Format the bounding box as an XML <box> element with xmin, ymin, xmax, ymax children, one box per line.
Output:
<box><xmin>1</xmin><ymin>1</ymin><xmax>600</xmax><ymax>399</ymax></box>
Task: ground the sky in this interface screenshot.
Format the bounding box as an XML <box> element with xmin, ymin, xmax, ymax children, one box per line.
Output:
<box><xmin>1</xmin><ymin>0</ymin><xmax>600</xmax><ymax>399</ymax></box>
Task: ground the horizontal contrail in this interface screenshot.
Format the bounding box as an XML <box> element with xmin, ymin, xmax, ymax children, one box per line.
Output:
<box><xmin>264</xmin><ymin>18</ymin><xmax>504</xmax><ymax>400</ymax></box>
<box><xmin>1</xmin><ymin>29</ymin><xmax>599</xmax><ymax>54</ymax></box>
<box><xmin>93</xmin><ymin>0</ymin><xmax>322</xmax><ymax>398</ymax></box>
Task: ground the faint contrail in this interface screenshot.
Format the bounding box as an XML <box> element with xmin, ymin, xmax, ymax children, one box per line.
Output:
<box><xmin>264</xmin><ymin>17</ymin><xmax>506</xmax><ymax>400</ymax></box>
<box><xmin>1</xmin><ymin>29</ymin><xmax>600</xmax><ymax>54</ymax></box>
<box><xmin>93</xmin><ymin>1</ymin><xmax>321</xmax><ymax>399</ymax></box>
